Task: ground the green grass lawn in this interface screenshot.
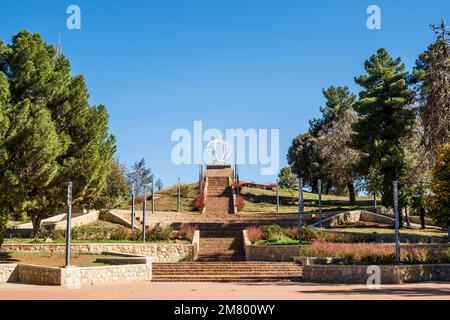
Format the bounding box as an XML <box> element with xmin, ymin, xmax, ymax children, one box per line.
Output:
<box><xmin>240</xmin><ymin>186</ymin><xmax>376</xmax><ymax>214</ymax></box>
<box><xmin>328</xmin><ymin>226</ymin><xmax>448</xmax><ymax>238</ymax></box>
<box><xmin>0</xmin><ymin>251</ymin><xmax>116</xmax><ymax>267</ymax></box>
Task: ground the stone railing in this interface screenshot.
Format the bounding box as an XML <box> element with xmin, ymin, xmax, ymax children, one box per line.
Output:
<box><xmin>101</xmin><ymin>210</ymin><xmax>141</xmax><ymax>230</ymax></box>
<box><xmin>192</xmin><ymin>230</ymin><xmax>200</xmax><ymax>261</ymax></box>
<box><xmin>202</xmin><ymin>177</ymin><xmax>208</xmax><ymax>214</ymax></box>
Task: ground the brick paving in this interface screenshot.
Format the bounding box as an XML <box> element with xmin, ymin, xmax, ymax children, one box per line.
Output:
<box><xmin>0</xmin><ymin>281</ymin><xmax>449</xmax><ymax>300</ymax></box>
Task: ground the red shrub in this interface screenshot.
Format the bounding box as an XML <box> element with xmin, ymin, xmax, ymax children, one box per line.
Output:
<box><xmin>193</xmin><ymin>194</ymin><xmax>205</xmax><ymax>211</ymax></box>
<box><xmin>235</xmin><ymin>195</ymin><xmax>245</xmax><ymax>211</ymax></box>
<box><xmin>246</xmin><ymin>226</ymin><xmax>264</xmax><ymax>243</ymax></box>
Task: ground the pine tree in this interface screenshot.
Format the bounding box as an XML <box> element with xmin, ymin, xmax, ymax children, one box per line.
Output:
<box><xmin>278</xmin><ymin>167</ymin><xmax>297</xmax><ymax>189</ymax></box>
<box><xmin>127</xmin><ymin>158</ymin><xmax>153</xmax><ymax>195</ymax></box>
<box><xmin>428</xmin><ymin>143</ymin><xmax>450</xmax><ymax>241</ymax></box>
<box><xmin>412</xmin><ymin>20</ymin><xmax>450</xmax><ymax>170</ymax></box>
<box><xmin>0</xmin><ymin>31</ymin><xmax>115</xmax><ymax>235</ymax></box>
<box><xmin>351</xmin><ymin>48</ymin><xmax>415</xmax><ymax>222</ymax></box>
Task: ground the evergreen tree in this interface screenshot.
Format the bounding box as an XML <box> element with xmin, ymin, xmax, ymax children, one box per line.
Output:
<box><xmin>412</xmin><ymin>20</ymin><xmax>450</xmax><ymax>170</ymax></box>
<box><xmin>351</xmin><ymin>48</ymin><xmax>415</xmax><ymax>222</ymax></box>
<box><xmin>428</xmin><ymin>143</ymin><xmax>450</xmax><ymax>240</ymax></box>
<box><xmin>287</xmin><ymin>133</ymin><xmax>321</xmax><ymax>192</ymax></box>
<box><xmin>278</xmin><ymin>167</ymin><xmax>297</xmax><ymax>189</ymax></box>
<box><xmin>93</xmin><ymin>159</ymin><xmax>129</xmax><ymax>210</ymax></box>
<box><xmin>155</xmin><ymin>178</ymin><xmax>163</xmax><ymax>191</ymax></box>
<box><xmin>0</xmin><ymin>31</ymin><xmax>115</xmax><ymax>235</ymax></box>
<box><xmin>127</xmin><ymin>158</ymin><xmax>153</xmax><ymax>195</ymax></box>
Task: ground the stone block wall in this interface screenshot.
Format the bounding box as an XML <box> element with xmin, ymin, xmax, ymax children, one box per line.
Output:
<box><xmin>18</xmin><ymin>264</ymin><xmax>62</xmax><ymax>285</ymax></box>
<box><xmin>302</xmin><ymin>264</ymin><xmax>450</xmax><ymax>284</ymax></box>
<box><xmin>0</xmin><ymin>264</ymin><xmax>18</xmax><ymax>282</ymax></box>
<box><xmin>1</xmin><ymin>242</ymin><xmax>194</xmax><ymax>262</ymax></box>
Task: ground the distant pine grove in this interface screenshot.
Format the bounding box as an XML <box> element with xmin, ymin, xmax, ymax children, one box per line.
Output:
<box><xmin>0</xmin><ymin>19</ymin><xmax>449</xmax><ymax>243</ymax></box>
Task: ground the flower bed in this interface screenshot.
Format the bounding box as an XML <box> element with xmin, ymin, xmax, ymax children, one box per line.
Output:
<box><xmin>300</xmin><ymin>241</ymin><xmax>450</xmax><ymax>265</ymax></box>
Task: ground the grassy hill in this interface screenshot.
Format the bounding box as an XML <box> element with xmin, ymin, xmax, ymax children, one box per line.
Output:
<box><xmin>117</xmin><ymin>183</ymin><xmax>376</xmax><ymax>214</ymax></box>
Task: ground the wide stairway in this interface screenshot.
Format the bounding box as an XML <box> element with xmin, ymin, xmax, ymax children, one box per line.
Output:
<box><xmin>152</xmin><ymin>165</ymin><xmax>302</xmax><ymax>282</ymax></box>
<box><xmin>152</xmin><ymin>262</ymin><xmax>302</xmax><ymax>282</ymax></box>
<box><xmin>152</xmin><ymin>222</ymin><xmax>302</xmax><ymax>282</ymax></box>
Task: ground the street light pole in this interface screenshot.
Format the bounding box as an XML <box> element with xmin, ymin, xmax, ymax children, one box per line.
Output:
<box><xmin>393</xmin><ymin>181</ymin><xmax>400</xmax><ymax>264</ymax></box>
<box><xmin>318</xmin><ymin>179</ymin><xmax>323</xmax><ymax>228</ymax></box>
<box><xmin>142</xmin><ymin>186</ymin><xmax>147</xmax><ymax>242</ymax></box>
<box><xmin>65</xmin><ymin>182</ymin><xmax>73</xmax><ymax>267</ymax></box>
<box><xmin>131</xmin><ymin>185</ymin><xmax>135</xmax><ymax>231</ymax></box>
<box><xmin>177</xmin><ymin>177</ymin><xmax>181</xmax><ymax>212</ymax></box>
<box><xmin>276</xmin><ymin>179</ymin><xmax>280</xmax><ymax>213</ymax></box>
<box><xmin>298</xmin><ymin>178</ymin><xmax>304</xmax><ymax>244</ymax></box>
<box><xmin>151</xmin><ymin>180</ymin><xmax>155</xmax><ymax>214</ymax></box>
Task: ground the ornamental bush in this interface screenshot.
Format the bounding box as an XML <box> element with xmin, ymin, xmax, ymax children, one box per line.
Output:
<box><xmin>246</xmin><ymin>226</ymin><xmax>265</xmax><ymax>243</ymax></box>
<box><xmin>235</xmin><ymin>195</ymin><xmax>245</xmax><ymax>212</ymax></box>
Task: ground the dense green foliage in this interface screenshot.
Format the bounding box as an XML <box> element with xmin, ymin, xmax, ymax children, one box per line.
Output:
<box><xmin>428</xmin><ymin>144</ymin><xmax>450</xmax><ymax>230</ymax></box>
<box><xmin>93</xmin><ymin>159</ymin><xmax>129</xmax><ymax>210</ymax></box>
<box><xmin>351</xmin><ymin>48</ymin><xmax>415</xmax><ymax>214</ymax></box>
<box><xmin>0</xmin><ymin>31</ymin><xmax>115</xmax><ymax>236</ymax></box>
<box><xmin>277</xmin><ymin>167</ymin><xmax>297</xmax><ymax>189</ymax></box>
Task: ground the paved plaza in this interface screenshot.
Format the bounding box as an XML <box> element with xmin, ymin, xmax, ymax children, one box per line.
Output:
<box><xmin>0</xmin><ymin>281</ymin><xmax>449</xmax><ymax>300</ymax></box>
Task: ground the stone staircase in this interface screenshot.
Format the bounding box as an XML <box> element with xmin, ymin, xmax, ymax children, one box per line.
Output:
<box><xmin>152</xmin><ymin>262</ymin><xmax>302</xmax><ymax>282</ymax></box>
<box><xmin>206</xmin><ymin>175</ymin><xmax>234</xmax><ymax>215</ymax></box>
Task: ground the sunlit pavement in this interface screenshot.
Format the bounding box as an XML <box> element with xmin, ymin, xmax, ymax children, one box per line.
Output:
<box><xmin>0</xmin><ymin>281</ymin><xmax>449</xmax><ymax>300</ymax></box>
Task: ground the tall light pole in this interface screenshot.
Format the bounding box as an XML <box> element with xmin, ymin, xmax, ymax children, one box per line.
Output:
<box><xmin>177</xmin><ymin>177</ymin><xmax>181</xmax><ymax>212</ymax></box>
<box><xmin>276</xmin><ymin>179</ymin><xmax>280</xmax><ymax>213</ymax></box>
<box><xmin>131</xmin><ymin>184</ymin><xmax>135</xmax><ymax>231</ymax></box>
<box><xmin>142</xmin><ymin>185</ymin><xmax>147</xmax><ymax>242</ymax></box>
<box><xmin>318</xmin><ymin>179</ymin><xmax>323</xmax><ymax>228</ymax></box>
<box><xmin>65</xmin><ymin>182</ymin><xmax>73</xmax><ymax>267</ymax></box>
<box><xmin>393</xmin><ymin>181</ymin><xmax>400</xmax><ymax>264</ymax></box>
<box><xmin>298</xmin><ymin>178</ymin><xmax>304</xmax><ymax>244</ymax></box>
<box><xmin>151</xmin><ymin>180</ymin><xmax>155</xmax><ymax>214</ymax></box>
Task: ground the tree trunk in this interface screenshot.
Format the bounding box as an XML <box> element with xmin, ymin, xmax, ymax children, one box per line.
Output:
<box><xmin>420</xmin><ymin>207</ymin><xmax>426</xmax><ymax>229</ymax></box>
<box><xmin>31</xmin><ymin>216</ymin><xmax>41</xmax><ymax>238</ymax></box>
<box><xmin>347</xmin><ymin>182</ymin><xmax>356</xmax><ymax>205</ymax></box>
<box><xmin>404</xmin><ymin>207</ymin><xmax>411</xmax><ymax>227</ymax></box>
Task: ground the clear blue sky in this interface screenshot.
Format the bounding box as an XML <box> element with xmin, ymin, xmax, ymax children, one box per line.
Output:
<box><xmin>1</xmin><ymin>0</ymin><xmax>448</xmax><ymax>187</ymax></box>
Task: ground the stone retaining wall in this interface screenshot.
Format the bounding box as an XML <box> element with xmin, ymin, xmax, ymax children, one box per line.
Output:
<box><xmin>302</xmin><ymin>264</ymin><xmax>450</xmax><ymax>284</ymax></box>
<box><xmin>243</xmin><ymin>230</ymin><xmax>300</xmax><ymax>261</ymax></box>
<box><xmin>0</xmin><ymin>264</ymin><xmax>18</xmax><ymax>283</ymax></box>
<box><xmin>1</xmin><ymin>242</ymin><xmax>194</xmax><ymax>262</ymax></box>
<box><xmin>18</xmin><ymin>264</ymin><xmax>62</xmax><ymax>285</ymax></box>
<box><xmin>11</xmin><ymin>262</ymin><xmax>152</xmax><ymax>287</ymax></box>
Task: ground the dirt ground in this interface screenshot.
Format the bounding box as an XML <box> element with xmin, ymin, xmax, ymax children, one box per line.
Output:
<box><xmin>0</xmin><ymin>252</ymin><xmax>111</xmax><ymax>267</ymax></box>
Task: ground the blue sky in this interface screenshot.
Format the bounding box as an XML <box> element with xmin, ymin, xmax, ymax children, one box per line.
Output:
<box><xmin>1</xmin><ymin>0</ymin><xmax>448</xmax><ymax>187</ymax></box>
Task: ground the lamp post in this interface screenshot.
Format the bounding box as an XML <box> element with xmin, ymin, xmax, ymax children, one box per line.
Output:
<box><xmin>393</xmin><ymin>181</ymin><xmax>400</xmax><ymax>264</ymax></box>
<box><xmin>131</xmin><ymin>185</ymin><xmax>135</xmax><ymax>231</ymax></box>
<box><xmin>298</xmin><ymin>178</ymin><xmax>304</xmax><ymax>244</ymax></box>
<box><xmin>151</xmin><ymin>180</ymin><xmax>155</xmax><ymax>214</ymax></box>
<box><xmin>374</xmin><ymin>192</ymin><xmax>377</xmax><ymax>212</ymax></box>
<box><xmin>142</xmin><ymin>185</ymin><xmax>147</xmax><ymax>242</ymax></box>
<box><xmin>276</xmin><ymin>179</ymin><xmax>280</xmax><ymax>213</ymax></box>
<box><xmin>318</xmin><ymin>179</ymin><xmax>323</xmax><ymax>228</ymax></box>
<box><xmin>177</xmin><ymin>177</ymin><xmax>181</xmax><ymax>212</ymax></box>
<box><xmin>65</xmin><ymin>182</ymin><xmax>73</xmax><ymax>267</ymax></box>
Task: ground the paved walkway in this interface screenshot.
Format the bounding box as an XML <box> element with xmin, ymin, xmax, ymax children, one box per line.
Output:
<box><xmin>0</xmin><ymin>281</ymin><xmax>449</xmax><ymax>300</ymax></box>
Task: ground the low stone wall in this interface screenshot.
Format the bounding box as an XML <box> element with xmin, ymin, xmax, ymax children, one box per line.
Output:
<box><xmin>243</xmin><ymin>231</ymin><xmax>301</xmax><ymax>262</ymax></box>
<box><xmin>100</xmin><ymin>210</ymin><xmax>140</xmax><ymax>230</ymax></box>
<box><xmin>18</xmin><ymin>264</ymin><xmax>62</xmax><ymax>285</ymax></box>
<box><xmin>0</xmin><ymin>264</ymin><xmax>18</xmax><ymax>283</ymax></box>
<box><xmin>12</xmin><ymin>262</ymin><xmax>151</xmax><ymax>287</ymax></box>
<box><xmin>302</xmin><ymin>264</ymin><xmax>450</xmax><ymax>284</ymax></box>
<box><xmin>1</xmin><ymin>242</ymin><xmax>194</xmax><ymax>262</ymax></box>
